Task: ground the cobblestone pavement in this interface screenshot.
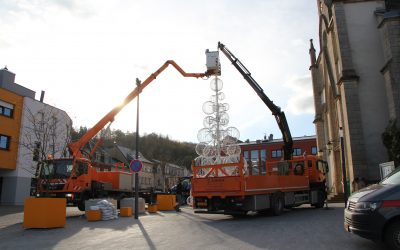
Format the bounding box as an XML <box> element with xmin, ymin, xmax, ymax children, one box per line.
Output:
<box><xmin>0</xmin><ymin>204</ymin><xmax>386</xmax><ymax>250</ymax></box>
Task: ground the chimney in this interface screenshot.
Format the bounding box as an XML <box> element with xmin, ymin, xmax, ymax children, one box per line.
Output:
<box><xmin>40</xmin><ymin>90</ymin><xmax>45</xmax><ymax>102</ymax></box>
<box><xmin>268</xmin><ymin>134</ymin><xmax>273</xmax><ymax>141</ymax></box>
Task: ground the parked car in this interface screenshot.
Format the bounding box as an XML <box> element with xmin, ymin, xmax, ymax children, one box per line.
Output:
<box><xmin>344</xmin><ymin>167</ymin><xmax>400</xmax><ymax>250</ymax></box>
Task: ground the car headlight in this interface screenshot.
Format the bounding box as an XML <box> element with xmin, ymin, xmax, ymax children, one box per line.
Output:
<box><xmin>354</xmin><ymin>201</ymin><xmax>381</xmax><ymax>212</ymax></box>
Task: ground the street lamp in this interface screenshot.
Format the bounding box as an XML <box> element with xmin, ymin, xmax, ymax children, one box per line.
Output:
<box><xmin>134</xmin><ymin>78</ymin><xmax>141</xmax><ymax>219</ymax></box>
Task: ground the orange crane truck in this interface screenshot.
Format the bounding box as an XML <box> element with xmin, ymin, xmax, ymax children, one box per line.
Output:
<box><xmin>37</xmin><ymin>60</ymin><xmax>213</xmax><ymax>211</ymax></box>
<box><xmin>191</xmin><ymin>42</ymin><xmax>329</xmax><ymax>216</ymax></box>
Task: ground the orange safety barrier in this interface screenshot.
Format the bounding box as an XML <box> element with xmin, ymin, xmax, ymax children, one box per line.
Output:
<box><xmin>156</xmin><ymin>194</ymin><xmax>176</xmax><ymax>211</ymax></box>
<box><xmin>120</xmin><ymin>207</ymin><xmax>132</xmax><ymax>217</ymax></box>
<box><xmin>147</xmin><ymin>204</ymin><xmax>158</xmax><ymax>213</ymax></box>
<box><xmin>23</xmin><ymin>197</ymin><xmax>66</xmax><ymax>229</ymax></box>
<box><xmin>86</xmin><ymin>210</ymin><xmax>102</xmax><ymax>221</ymax></box>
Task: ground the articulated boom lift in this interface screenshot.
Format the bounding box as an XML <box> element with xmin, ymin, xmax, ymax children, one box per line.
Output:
<box><xmin>37</xmin><ymin>60</ymin><xmax>212</xmax><ymax>210</ymax></box>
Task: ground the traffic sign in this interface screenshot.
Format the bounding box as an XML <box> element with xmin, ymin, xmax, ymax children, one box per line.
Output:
<box><xmin>129</xmin><ymin>159</ymin><xmax>143</xmax><ymax>173</ymax></box>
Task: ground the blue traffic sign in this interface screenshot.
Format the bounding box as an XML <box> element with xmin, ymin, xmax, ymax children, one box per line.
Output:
<box><xmin>129</xmin><ymin>159</ymin><xmax>143</xmax><ymax>173</ymax></box>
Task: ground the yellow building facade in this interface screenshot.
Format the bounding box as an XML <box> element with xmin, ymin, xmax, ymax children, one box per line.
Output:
<box><xmin>0</xmin><ymin>88</ymin><xmax>23</xmax><ymax>170</ymax></box>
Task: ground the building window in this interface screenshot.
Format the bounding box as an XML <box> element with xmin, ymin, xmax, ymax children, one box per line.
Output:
<box><xmin>251</xmin><ymin>150</ymin><xmax>259</xmax><ymax>165</ymax></box>
<box><xmin>311</xmin><ymin>147</ymin><xmax>318</xmax><ymax>155</ymax></box>
<box><xmin>0</xmin><ymin>134</ymin><xmax>11</xmax><ymax>150</ymax></box>
<box><xmin>243</xmin><ymin>151</ymin><xmax>249</xmax><ymax>161</ymax></box>
<box><xmin>0</xmin><ymin>100</ymin><xmax>14</xmax><ymax>118</ymax></box>
<box><xmin>50</xmin><ymin>116</ymin><xmax>57</xmax><ymax>136</ymax></box>
<box><xmin>260</xmin><ymin>149</ymin><xmax>266</xmax><ymax>175</ymax></box>
<box><xmin>249</xmin><ymin>150</ymin><xmax>264</xmax><ymax>175</ymax></box>
<box><xmin>293</xmin><ymin>148</ymin><xmax>302</xmax><ymax>156</ymax></box>
<box><xmin>37</xmin><ymin>111</ymin><xmax>45</xmax><ymax>132</ymax></box>
<box><xmin>272</xmin><ymin>150</ymin><xmax>282</xmax><ymax>158</ymax></box>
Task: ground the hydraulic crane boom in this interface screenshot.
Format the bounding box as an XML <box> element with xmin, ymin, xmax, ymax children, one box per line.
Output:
<box><xmin>68</xmin><ymin>60</ymin><xmax>211</xmax><ymax>158</ymax></box>
<box><xmin>217</xmin><ymin>42</ymin><xmax>293</xmax><ymax>160</ymax></box>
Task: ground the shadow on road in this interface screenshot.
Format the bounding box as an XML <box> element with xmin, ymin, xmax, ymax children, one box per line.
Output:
<box><xmin>0</xmin><ymin>206</ymin><xmax>24</xmax><ymax>216</ymax></box>
<box><xmin>180</xmin><ymin>206</ymin><xmax>386</xmax><ymax>250</ymax></box>
<box><xmin>0</xmin><ymin>207</ymin><xmax>150</xmax><ymax>250</ymax></box>
<box><xmin>137</xmin><ymin>220</ymin><xmax>156</xmax><ymax>250</ymax></box>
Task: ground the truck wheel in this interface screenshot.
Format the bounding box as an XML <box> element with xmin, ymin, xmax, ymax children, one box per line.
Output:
<box><xmin>313</xmin><ymin>190</ymin><xmax>325</xmax><ymax>209</ymax></box>
<box><xmin>272</xmin><ymin>193</ymin><xmax>284</xmax><ymax>216</ymax></box>
<box><xmin>231</xmin><ymin>211</ymin><xmax>247</xmax><ymax>218</ymax></box>
<box><xmin>384</xmin><ymin>221</ymin><xmax>400</xmax><ymax>250</ymax></box>
<box><xmin>77</xmin><ymin>192</ymin><xmax>89</xmax><ymax>211</ymax></box>
<box><xmin>78</xmin><ymin>200</ymin><xmax>85</xmax><ymax>211</ymax></box>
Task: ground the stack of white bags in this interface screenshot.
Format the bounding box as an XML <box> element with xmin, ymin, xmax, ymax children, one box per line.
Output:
<box><xmin>96</xmin><ymin>200</ymin><xmax>118</xmax><ymax>220</ymax></box>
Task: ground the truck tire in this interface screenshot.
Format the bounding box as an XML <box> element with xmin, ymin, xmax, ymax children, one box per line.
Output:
<box><xmin>271</xmin><ymin>193</ymin><xmax>284</xmax><ymax>216</ymax></box>
<box><xmin>384</xmin><ymin>221</ymin><xmax>400</xmax><ymax>250</ymax></box>
<box><xmin>78</xmin><ymin>200</ymin><xmax>85</xmax><ymax>211</ymax></box>
<box><xmin>77</xmin><ymin>192</ymin><xmax>90</xmax><ymax>211</ymax></box>
<box><xmin>313</xmin><ymin>190</ymin><xmax>325</xmax><ymax>209</ymax></box>
<box><xmin>230</xmin><ymin>211</ymin><xmax>247</xmax><ymax>218</ymax></box>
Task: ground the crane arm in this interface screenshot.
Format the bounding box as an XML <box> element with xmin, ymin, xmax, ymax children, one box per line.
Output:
<box><xmin>68</xmin><ymin>60</ymin><xmax>210</xmax><ymax>157</ymax></box>
<box><xmin>217</xmin><ymin>42</ymin><xmax>293</xmax><ymax>160</ymax></box>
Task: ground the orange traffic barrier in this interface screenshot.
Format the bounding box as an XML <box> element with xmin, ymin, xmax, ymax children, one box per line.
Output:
<box><xmin>147</xmin><ymin>204</ymin><xmax>158</xmax><ymax>213</ymax></box>
<box><xmin>86</xmin><ymin>210</ymin><xmax>102</xmax><ymax>221</ymax></box>
<box><xmin>23</xmin><ymin>197</ymin><xmax>66</xmax><ymax>229</ymax></box>
<box><xmin>120</xmin><ymin>207</ymin><xmax>132</xmax><ymax>217</ymax></box>
<box><xmin>156</xmin><ymin>194</ymin><xmax>176</xmax><ymax>211</ymax></box>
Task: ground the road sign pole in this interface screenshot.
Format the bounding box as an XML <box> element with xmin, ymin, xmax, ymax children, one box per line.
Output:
<box><xmin>134</xmin><ymin>78</ymin><xmax>141</xmax><ymax>219</ymax></box>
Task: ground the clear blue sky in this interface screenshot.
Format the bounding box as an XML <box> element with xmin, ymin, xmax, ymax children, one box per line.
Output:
<box><xmin>0</xmin><ymin>0</ymin><xmax>320</xmax><ymax>143</ymax></box>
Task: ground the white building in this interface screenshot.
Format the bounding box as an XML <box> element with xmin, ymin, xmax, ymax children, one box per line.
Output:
<box><xmin>0</xmin><ymin>68</ymin><xmax>72</xmax><ymax>205</ymax></box>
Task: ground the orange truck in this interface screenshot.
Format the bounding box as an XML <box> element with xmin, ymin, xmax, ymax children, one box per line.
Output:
<box><xmin>192</xmin><ymin>155</ymin><xmax>328</xmax><ymax>215</ymax></box>
<box><xmin>36</xmin><ymin>60</ymin><xmax>213</xmax><ymax>211</ymax></box>
<box><xmin>191</xmin><ymin>42</ymin><xmax>329</xmax><ymax>215</ymax></box>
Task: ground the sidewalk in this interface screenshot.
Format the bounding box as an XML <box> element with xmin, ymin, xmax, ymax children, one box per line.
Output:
<box><xmin>0</xmin><ymin>205</ymin><xmax>24</xmax><ymax>229</ymax></box>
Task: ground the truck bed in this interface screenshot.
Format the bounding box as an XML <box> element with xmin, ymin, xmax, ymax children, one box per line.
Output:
<box><xmin>192</xmin><ymin>157</ymin><xmax>314</xmax><ymax>198</ymax></box>
<box><xmin>96</xmin><ymin>171</ymin><xmax>132</xmax><ymax>191</ymax></box>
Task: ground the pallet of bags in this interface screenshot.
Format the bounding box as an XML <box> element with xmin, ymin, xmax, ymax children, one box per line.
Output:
<box><xmin>96</xmin><ymin>200</ymin><xmax>118</xmax><ymax>220</ymax></box>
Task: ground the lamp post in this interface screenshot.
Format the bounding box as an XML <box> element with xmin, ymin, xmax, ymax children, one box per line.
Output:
<box><xmin>134</xmin><ymin>78</ymin><xmax>141</xmax><ymax>219</ymax></box>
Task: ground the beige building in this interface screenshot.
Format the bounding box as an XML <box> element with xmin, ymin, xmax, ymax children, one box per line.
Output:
<box><xmin>100</xmin><ymin>145</ymin><xmax>189</xmax><ymax>192</ymax></box>
<box><xmin>310</xmin><ymin>0</ymin><xmax>399</xmax><ymax>196</ymax></box>
<box><xmin>152</xmin><ymin>160</ymin><xmax>189</xmax><ymax>192</ymax></box>
<box><xmin>105</xmin><ymin>145</ymin><xmax>155</xmax><ymax>191</ymax></box>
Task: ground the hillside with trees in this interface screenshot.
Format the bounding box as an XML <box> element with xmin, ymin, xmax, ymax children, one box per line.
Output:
<box><xmin>71</xmin><ymin>127</ymin><xmax>197</xmax><ymax>169</ymax></box>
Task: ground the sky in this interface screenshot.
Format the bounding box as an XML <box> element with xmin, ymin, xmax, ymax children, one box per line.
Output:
<box><xmin>0</xmin><ymin>0</ymin><xmax>320</xmax><ymax>143</ymax></box>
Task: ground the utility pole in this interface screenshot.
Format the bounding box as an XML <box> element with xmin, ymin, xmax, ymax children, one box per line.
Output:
<box><xmin>134</xmin><ymin>78</ymin><xmax>141</xmax><ymax>219</ymax></box>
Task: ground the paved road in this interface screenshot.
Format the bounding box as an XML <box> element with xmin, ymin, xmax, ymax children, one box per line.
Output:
<box><xmin>0</xmin><ymin>204</ymin><xmax>385</xmax><ymax>250</ymax></box>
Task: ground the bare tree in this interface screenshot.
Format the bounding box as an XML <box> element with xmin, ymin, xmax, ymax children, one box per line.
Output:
<box><xmin>19</xmin><ymin>105</ymin><xmax>72</xmax><ymax>182</ymax></box>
